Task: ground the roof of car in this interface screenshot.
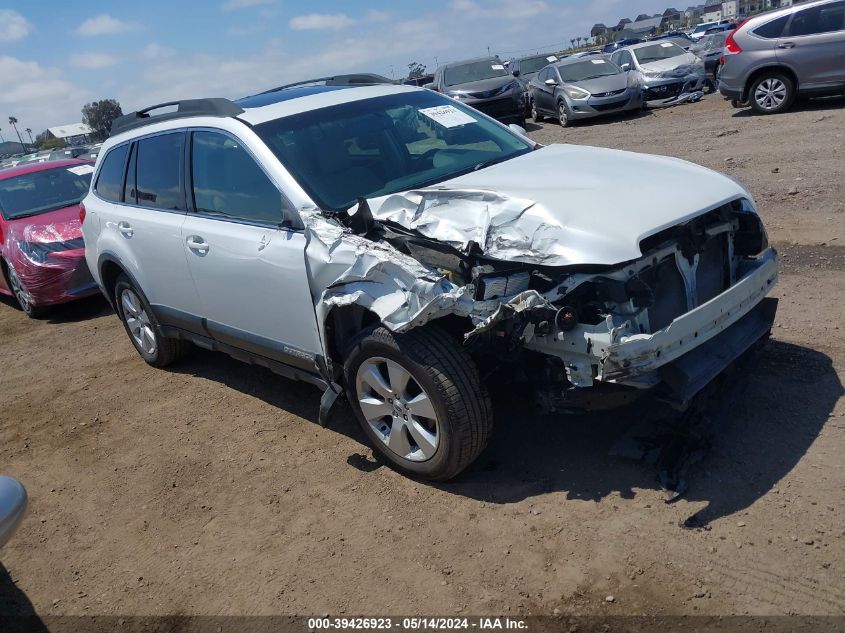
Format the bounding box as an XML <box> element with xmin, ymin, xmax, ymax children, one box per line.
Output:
<box><xmin>0</xmin><ymin>159</ymin><xmax>92</xmax><ymax>180</ymax></box>
<box><xmin>441</xmin><ymin>56</ymin><xmax>500</xmax><ymax>68</ymax></box>
<box><xmin>106</xmin><ymin>83</ymin><xmax>424</xmax><ymax>145</ymax></box>
<box><xmin>622</xmin><ymin>40</ymin><xmax>685</xmax><ymax>51</ymax></box>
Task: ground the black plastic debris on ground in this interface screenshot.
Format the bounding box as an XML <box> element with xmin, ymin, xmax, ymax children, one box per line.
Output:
<box><xmin>610</xmin><ymin>338</ymin><xmax>768</xmax><ymax>503</ymax></box>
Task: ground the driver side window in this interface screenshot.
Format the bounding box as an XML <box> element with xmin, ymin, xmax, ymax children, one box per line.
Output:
<box><xmin>190</xmin><ymin>130</ymin><xmax>283</xmax><ymax>225</ymax></box>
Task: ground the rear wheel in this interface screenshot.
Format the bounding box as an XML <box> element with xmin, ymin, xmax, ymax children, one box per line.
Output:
<box><xmin>4</xmin><ymin>261</ymin><xmax>46</xmax><ymax>319</ymax></box>
<box><xmin>113</xmin><ymin>274</ymin><xmax>190</xmax><ymax>367</ymax></box>
<box><xmin>344</xmin><ymin>325</ymin><xmax>493</xmax><ymax>481</ymax></box>
<box><xmin>749</xmin><ymin>72</ymin><xmax>795</xmax><ymax>114</ymax></box>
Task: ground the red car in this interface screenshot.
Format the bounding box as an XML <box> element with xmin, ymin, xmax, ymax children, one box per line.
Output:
<box><xmin>0</xmin><ymin>160</ymin><xmax>99</xmax><ymax>317</ymax></box>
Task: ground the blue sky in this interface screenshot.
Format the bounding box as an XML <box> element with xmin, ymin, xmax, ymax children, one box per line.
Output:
<box><xmin>1</xmin><ymin>0</ymin><xmax>674</xmax><ymax>135</ymax></box>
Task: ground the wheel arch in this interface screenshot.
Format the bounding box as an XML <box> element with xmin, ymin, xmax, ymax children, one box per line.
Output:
<box><xmin>97</xmin><ymin>253</ymin><xmax>138</xmax><ymax>310</ymax></box>
<box><xmin>742</xmin><ymin>64</ymin><xmax>798</xmax><ymax>102</ymax></box>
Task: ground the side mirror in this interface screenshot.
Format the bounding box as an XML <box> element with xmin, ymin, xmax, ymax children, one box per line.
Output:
<box><xmin>621</xmin><ymin>63</ymin><xmax>631</xmax><ymax>70</ymax></box>
<box><xmin>512</xmin><ymin>69</ymin><xmax>521</xmax><ymax>77</ymax></box>
<box><xmin>423</xmin><ymin>83</ymin><xmax>436</xmax><ymax>90</ymax></box>
<box><xmin>544</xmin><ymin>78</ymin><xmax>557</xmax><ymax>86</ymax></box>
<box><xmin>0</xmin><ymin>476</ymin><xmax>27</xmax><ymax>549</ymax></box>
<box><xmin>508</xmin><ymin>124</ymin><xmax>528</xmax><ymax>136</ymax></box>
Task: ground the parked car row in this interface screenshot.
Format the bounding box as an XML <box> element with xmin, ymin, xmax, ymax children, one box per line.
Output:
<box><xmin>0</xmin><ymin>143</ymin><xmax>102</xmax><ymax>170</ymax></box>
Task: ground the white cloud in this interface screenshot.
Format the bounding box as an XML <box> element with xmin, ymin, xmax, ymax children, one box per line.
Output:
<box><xmin>70</xmin><ymin>53</ymin><xmax>121</xmax><ymax>69</ymax></box>
<box><xmin>77</xmin><ymin>14</ymin><xmax>137</xmax><ymax>36</ymax></box>
<box><xmin>288</xmin><ymin>10</ymin><xmax>391</xmax><ymax>31</ymax></box>
<box><xmin>0</xmin><ymin>56</ymin><xmax>90</xmax><ymax>132</ymax></box>
<box><xmin>221</xmin><ymin>0</ymin><xmax>274</xmax><ymax>11</ymax></box>
<box><xmin>141</xmin><ymin>43</ymin><xmax>174</xmax><ymax>59</ymax></box>
<box><xmin>289</xmin><ymin>13</ymin><xmax>357</xmax><ymax>31</ymax></box>
<box><xmin>0</xmin><ymin>9</ymin><xmax>31</xmax><ymax>43</ymax></box>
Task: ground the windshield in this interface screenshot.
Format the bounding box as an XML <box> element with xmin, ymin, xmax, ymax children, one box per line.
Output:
<box><xmin>634</xmin><ymin>43</ymin><xmax>687</xmax><ymax>64</ymax></box>
<box><xmin>0</xmin><ymin>165</ymin><xmax>92</xmax><ymax>220</ymax></box>
<box><xmin>520</xmin><ymin>55</ymin><xmax>556</xmax><ymax>75</ymax></box>
<box><xmin>255</xmin><ymin>91</ymin><xmax>533</xmax><ymax>211</ymax></box>
<box><xmin>557</xmin><ymin>59</ymin><xmax>621</xmax><ymax>82</ymax></box>
<box><xmin>444</xmin><ymin>60</ymin><xmax>509</xmax><ymax>86</ymax></box>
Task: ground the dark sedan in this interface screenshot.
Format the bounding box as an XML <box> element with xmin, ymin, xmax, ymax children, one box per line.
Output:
<box><xmin>429</xmin><ymin>57</ymin><xmax>526</xmax><ymax>123</ymax></box>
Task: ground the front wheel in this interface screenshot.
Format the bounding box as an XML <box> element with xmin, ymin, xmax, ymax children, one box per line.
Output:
<box><xmin>5</xmin><ymin>260</ymin><xmax>46</xmax><ymax>318</ymax></box>
<box><xmin>531</xmin><ymin>100</ymin><xmax>544</xmax><ymax>123</ymax></box>
<box><xmin>114</xmin><ymin>274</ymin><xmax>190</xmax><ymax>367</ymax></box>
<box><xmin>749</xmin><ymin>72</ymin><xmax>795</xmax><ymax>114</ymax></box>
<box><xmin>558</xmin><ymin>101</ymin><xmax>571</xmax><ymax>127</ymax></box>
<box><xmin>344</xmin><ymin>326</ymin><xmax>493</xmax><ymax>481</ymax></box>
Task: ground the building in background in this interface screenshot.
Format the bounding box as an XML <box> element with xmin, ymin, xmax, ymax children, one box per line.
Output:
<box><xmin>46</xmin><ymin>123</ymin><xmax>93</xmax><ymax>147</ymax></box>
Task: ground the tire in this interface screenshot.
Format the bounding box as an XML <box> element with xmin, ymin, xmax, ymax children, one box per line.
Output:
<box><xmin>557</xmin><ymin>100</ymin><xmax>571</xmax><ymax>127</ymax></box>
<box><xmin>748</xmin><ymin>72</ymin><xmax>795</xmax><ymax>115</ymax></box>
<box><xmin>4</xmin><ymin>260</ymin><xmax>47</xmax><ymax>319</ymax></box>
<box><xmin>343</xmin><ymin>325</ymin><xmax>493</xmax><ymax>481</ymax></box>
<box><xmin>113</xmin><ymin>274</ymin><xmax>190</xmax><ymax>367</ymax></box>
<box><xmin>531</xmin><ymin>100</ymin><xmax>544</xmax><ymax>123</ymax></box>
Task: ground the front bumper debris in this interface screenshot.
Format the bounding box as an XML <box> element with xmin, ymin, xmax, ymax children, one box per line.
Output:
<box><xmin>602</xmin><ymin>247</ymin><xmax>777</xmax><ymax>382</ymax></box>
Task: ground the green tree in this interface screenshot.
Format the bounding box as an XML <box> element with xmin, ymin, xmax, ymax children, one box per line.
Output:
<box><xmin>407</xmin><ymin>61</ymin><xmax>427</xmax><ymax>80</ymax></box>
<box><xmin>82</xmin><ymin>99</ymin><xmax>123</xmax><ymax>140</ymax></box>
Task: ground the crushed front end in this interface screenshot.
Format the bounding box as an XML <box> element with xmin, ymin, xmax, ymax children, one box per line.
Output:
<box><xmin>463</xmin><ymin>198</ymin><xmax>778</xmax><ymax>410</ymax></box>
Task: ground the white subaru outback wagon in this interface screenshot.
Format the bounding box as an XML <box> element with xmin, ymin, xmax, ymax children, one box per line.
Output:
<box><xmin>82</xmin><ymin>83</ymin><xmax>778</xmax><ymax>480</ymax></box>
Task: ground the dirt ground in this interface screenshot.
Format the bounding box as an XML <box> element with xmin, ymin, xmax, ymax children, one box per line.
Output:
<box><xmin>1</xmin><ymin>94</ymin><xmax>843</xmax><ymax>621</ymax></box>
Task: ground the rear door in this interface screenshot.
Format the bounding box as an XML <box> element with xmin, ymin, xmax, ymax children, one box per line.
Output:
<box><xmin>777</xmin><ymin>0</ymin><xmax>845</xmax><ymax>88</ymax></box>
<box><xmin>94</xmin><ymin>133</ymin><xmax>200</xmax><ymax>314</ymax></box>
<box><xmin>180</xmin><ymin>129</ymin><xmax>322</xmax><ymax>370</ymax></box>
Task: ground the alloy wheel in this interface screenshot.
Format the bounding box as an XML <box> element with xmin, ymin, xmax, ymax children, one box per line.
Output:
<box><xmin>355</xmin><ymin>356</ymin><xmax>439</xmax><ymax>462</ymax></box>
<box><xmin>7</xmin><ymin>265</ymin><xmax>33</xmax><ymax>314</ymax></box>
<box><xmin>754</xmin><ymin>78</ymin><xmax>787</xmax><ymax>111</ymax></box>
<box><xmin>558</xmin><ymin>102</ymin><xmax>569</xmax><ymax>126</ymax></box>
<box><xmin>120</xmin><ymin>288</ymin><xmax>157</xmax><ymax>355</ymax></box>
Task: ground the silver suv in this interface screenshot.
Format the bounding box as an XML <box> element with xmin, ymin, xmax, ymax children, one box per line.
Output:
<box><xmin>83</xmin><ymin>85</ymin><xmax>778</xmax><ymax>481</ymax></box>
<box><xmin>718</xmin><ymin>0</ymin><xmax>845</xmax><ymax>114</ymax></box>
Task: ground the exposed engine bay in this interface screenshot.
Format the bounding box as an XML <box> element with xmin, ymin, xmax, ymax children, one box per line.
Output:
<box><xmin>302</xmin><ymin>188</ymin><xmax>777</xmax><ymax>413</ymax></box>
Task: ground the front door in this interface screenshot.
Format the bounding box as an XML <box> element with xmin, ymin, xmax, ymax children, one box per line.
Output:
<box><xmin>181</xmin><ymin>129</ymin><xmax>322</xmax><ymax>370</ymax></box>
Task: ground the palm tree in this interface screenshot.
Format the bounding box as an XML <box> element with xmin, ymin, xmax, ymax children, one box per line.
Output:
<box><xmin>0</xmin><ymin>126</ymin><xmax>4</xmax><ymax>143</ymax></box>
<box><xmin>8</xmin><ymin>116</ymin><xmax>24</xmax><ymax>150</ymax></box>
<box><xmin>570</xmin><ymin>38</ymin><xmax>576</xmax><ymax>49</ymax></box>
<box><xmin>576</xmin><ymin>36</ymin><xmax>582</xmax><ymax>48</ymax></box>
<box><xmin>25</xmin><ymin>128</ymin><xmax>33</xmax><ymax>144</ymax></box>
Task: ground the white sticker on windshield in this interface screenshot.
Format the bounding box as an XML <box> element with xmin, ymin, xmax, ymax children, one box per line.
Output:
<box><xmin>419</xmin><ymin>105</ymin><xmax>477</xmax><ymax>128</ymax></box>
<box><xmin>660</xmin><ymin>42</ymin><xmax>674</xmax><ymax>47</ymax></box>
<box><xmin>491</xmin><ymin>64</ymin><xmax>505</xmax><ymax>70</ymax></box>
<box><xmin>547</xmin><ymin>56</ymin><xmax>558</xmax><ymax>62</ymax></box>
<box><xmin>67</xmin><ymin>165</ymin><xmax>94</xmax><ymax>176</ymax></box>
<box><xmin>591</xmin><ymin>59</ymin><xmax>606</xmax><ymax>64</ymax></box>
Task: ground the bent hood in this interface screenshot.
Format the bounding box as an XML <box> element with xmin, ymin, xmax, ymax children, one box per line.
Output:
<box><xmin>367</xmin><ymin>144</ymin><xmax>747</xmax><ymax>267</ymax></box>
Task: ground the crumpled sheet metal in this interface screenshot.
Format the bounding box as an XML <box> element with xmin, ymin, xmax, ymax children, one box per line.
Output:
<box><xmin>370</xmin><ymin>189</ymin><xmax>580</xmax><ymax>266</ymax></box>
<box><xmin>302</xmin><ymin>209</ymin><xmax>476</xmax><ymax>333</ymax></box>
<box><xmin>3</xmin><ymin>219</ymin><xmax>87</xmax><ymax>303</ymax></box>
<box><xmin>301</xmin><ymin>208</ymin><xmax>554</xmax><ymax>336</ymax></box>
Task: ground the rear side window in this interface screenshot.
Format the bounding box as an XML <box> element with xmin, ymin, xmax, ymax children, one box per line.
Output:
<box><xmin>787</xmin><ymin>1</ymin><xmax>845</xmax><ymax>36</ymax></box>
<box><xmin>753</xmin><ymin>15</ymin><xmax>790</xmax><ymax>39</ymax></box>
<box><xmin>134</xmin><ymin>132</ymin><xmax>185</xmax><ymax>211</ymax></box>
<box><xmin>190</xmin><ymin>131</ymin><xmax>282</xmax><ymax>225</ymax></box>
<box><xmin>95</xmin><ymin>144</ymin><xmax>129</xmax><ymax>203</ymax></box>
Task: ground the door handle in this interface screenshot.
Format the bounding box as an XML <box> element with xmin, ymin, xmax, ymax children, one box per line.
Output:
<box><xmin>117</xmin><ymin>221</ymin><xmax>133</xmax><ymax>238</ymax></box>
<box><xmin>777</xmin><ymin>42</ymin><xmax>795</xmax><ymax>49</ymax></box>
<box><xmin>186</xmin><ymin>235</ymin><xmax>210</xmax><ymax>255</ymax></box>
